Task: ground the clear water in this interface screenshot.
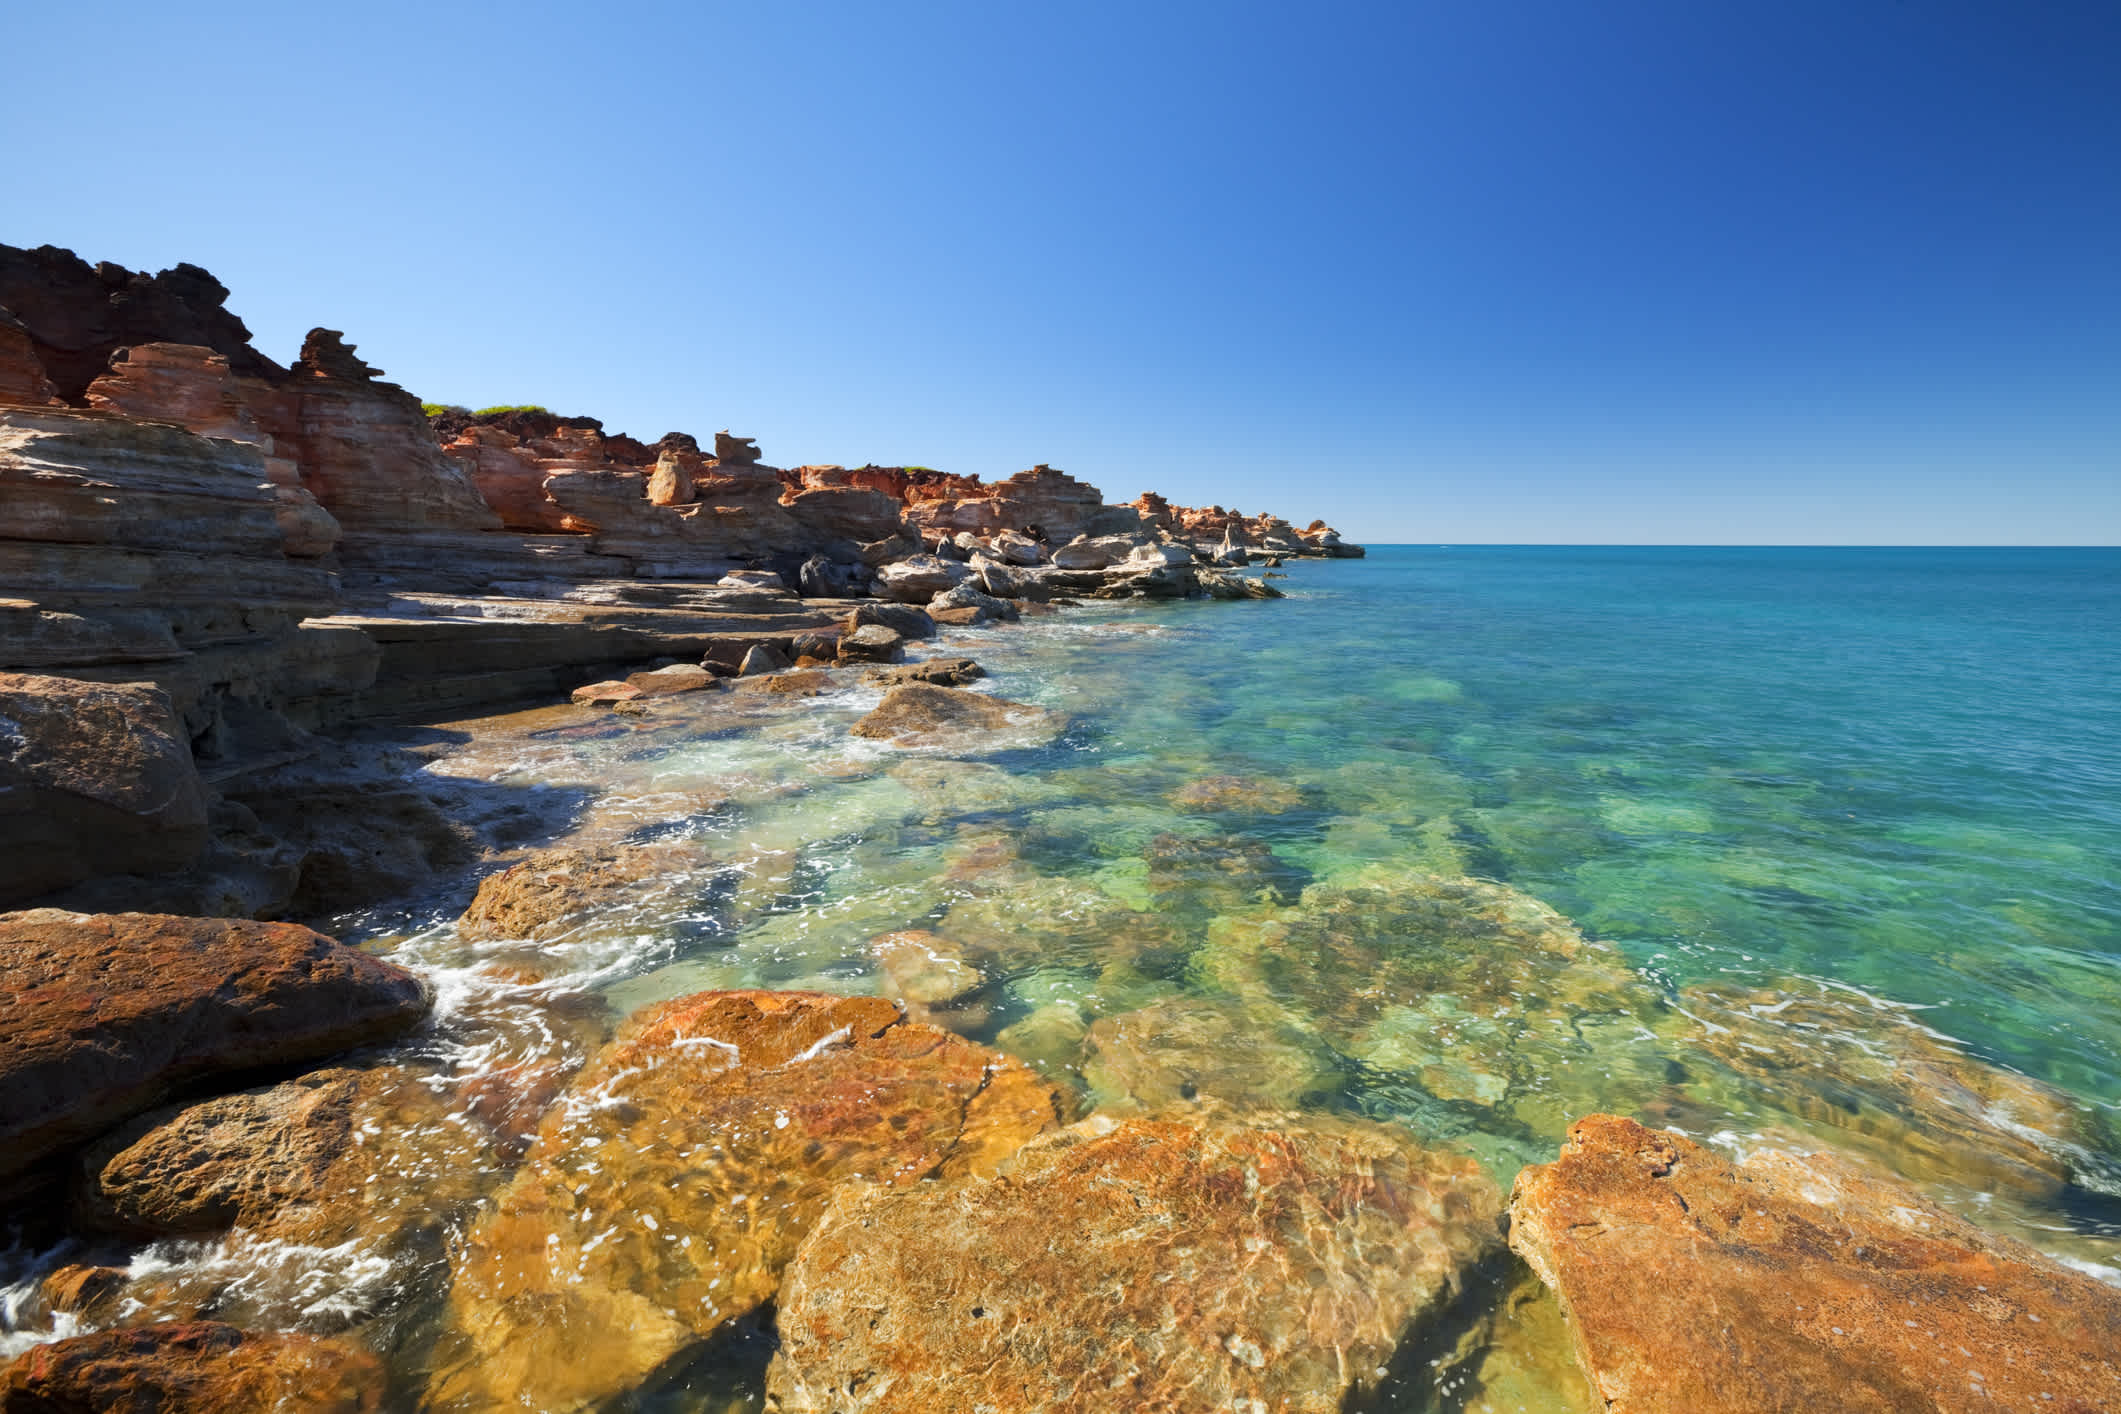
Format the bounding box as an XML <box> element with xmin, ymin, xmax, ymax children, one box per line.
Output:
<box><xmin>6</xmin><ymin>546</ymin><xmax>2118</xmax><ymax>1408</ymax></box>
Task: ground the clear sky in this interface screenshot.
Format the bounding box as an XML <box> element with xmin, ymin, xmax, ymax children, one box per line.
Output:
<box><xmin>5</xmin><ymin>1</ymin><xmax>2117</xmax><ymax>543</ymax></box>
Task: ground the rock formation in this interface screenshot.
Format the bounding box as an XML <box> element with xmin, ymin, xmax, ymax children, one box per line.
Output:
<box><xmin>0</xmin><ymin>1322</ymin><xmax>385</xmax><ymax>1413</ymax></box>
<box><xmin>427</xmin><ymin>990</ymin><xmax>1063</xmax><ymax>1411</ymax></box>
<box><xmin>0</xmin><ymin>910</ymin><xmax>430</xmax><ymax>1186</ymax></box>
<box><xmin>0</xmin><ymin>673</ymin><xmax>208</xmax><ymax>902</ymax></box>
<box><xmin>768</xmin><ymin>1108</ymin><xmax>1502</xmax><ymax>1413</ymax></box>
<box><xmin>1509</xmin><ymin>1114</ymin><xmax>2121</xmax><ymax>1413</ymax></box>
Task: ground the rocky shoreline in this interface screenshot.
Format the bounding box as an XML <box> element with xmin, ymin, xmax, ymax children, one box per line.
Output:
<box><xmin>4</xmin><ymin>243</ymin><xmax>2118</xmax><ymax>1412</ymax></box>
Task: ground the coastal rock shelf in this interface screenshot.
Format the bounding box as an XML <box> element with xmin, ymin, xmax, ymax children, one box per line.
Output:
<box><xmin>3</xmin><ymin>237</ymin><xmax>2116</xmax><ymax>1414</ymax></box>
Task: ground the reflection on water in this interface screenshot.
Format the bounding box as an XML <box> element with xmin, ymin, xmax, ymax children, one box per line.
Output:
<box><xmin>4</xmin><ymin>548</ymin><xmax>2119</xmax><ymax>1409</ymax></box>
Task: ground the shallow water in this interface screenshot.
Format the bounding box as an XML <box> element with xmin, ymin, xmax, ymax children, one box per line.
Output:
<box><xmin>6</xmin><ymin>546</ymin><xmax>2119</xmax><ymax>1409</ymax></box>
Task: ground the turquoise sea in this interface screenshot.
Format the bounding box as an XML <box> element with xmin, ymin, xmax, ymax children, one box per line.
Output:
<box><xmin>8</xmin><ymin>546</ymin><xmax>2118</xmax><ymax>1409</ymax></box>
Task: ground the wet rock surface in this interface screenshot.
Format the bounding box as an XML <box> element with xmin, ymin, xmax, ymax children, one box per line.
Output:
<box><xmin>457</xmin><ymin>843</ymin><xmax>690</xmax><ymax>942</ymax></box>
<box><xmin>0</xmin><ymin>911</ymin><xmax>430</xmax><ymax>1185</ymax></box>
<box><xmin>1680</xmin><ymin>976</ymin><xmax>2121</xmax><ymax>1198</ymax></box>
<box><xmin>768</xmin><ymin>1107</ymin><xmax>1503</xmax><ymax>1414</ymax></box>
<box><xmin>0</xmin><ymin>1321</ymin><xmax>385</xmax><ymax>1413</ymax></box>
<box><xmin>1509</xmin><ymin>1114</ymin><xmax>2121</xmax><ymax>1414</ymax></box>
<box><xmin>863</xmin><ymin>656</ymin><xmax>984</xmax><ymax>687</ymax></box>
<box><xmin>427</xmin><ymin>990</ymin><xmax>1064</xmax><ymax>1412</ymax></box>
<box><xmin>849</xmin><ymin>683</ymin><xmax>1066</xmax><ymax>749</ymax></box>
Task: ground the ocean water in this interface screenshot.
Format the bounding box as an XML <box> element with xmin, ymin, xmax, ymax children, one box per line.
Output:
<box><xmin>6</xmin><ymin>546</ymin><xmax>2118</xmax><ymax>1408</ymax></box>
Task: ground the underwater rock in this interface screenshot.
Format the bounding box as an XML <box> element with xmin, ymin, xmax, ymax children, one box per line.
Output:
<box><xmin>1191</xmin><ymin>870</ymin><xmax>1672</xmax><ymax>1134</ymax></box>
<box><xmin>732</xmin><ymin>667</ymin><xmax>836</xmax><ymax>696</ymax></box>
<box><xmin>457</xmin><ymin>843</ymin><xmax>690</xmax><ymax>943</ymax></box>
<box><xmin>1509</xmin><ymin>1114</ymin><xmax>2121</xmax><ymax>1414</ymax></box>
<box><xmin>427</xmin><ymin>990</ymin><xmax>1064</xmax><ymax>1413</ymax></box>
<box><xmin>1679</xmin><ymin>977</ymin><xmax>2121</xmax><ymax>1199</ymax></box>
<box><xmin>1082</xmin><ymin>996</ymin><xmax>1342</xmax><ymax>1112</ymax></box>
<box><xmin>1143</xmin><ymin>830</ymin><xmax>1305</xmax><ymax>914</ymax></box>
<box><xmin>849</xmin><ymin>683</ymin><xmax>1066</xmax><ymax>750</ymax></box>
<box><xmin>868</xmin><ymin>929</ymin><xmax>984</xmax><ymax>1006</ymax></box>
<box><xmin>0</xmin><ymin>1322</ymin><xmax>385</xmax><ymax>1413</ymax></box>
<box><xmin>768</xmin><ymin>1107</ymin><xmax>1502</xmax><ymax>1414</ymax></box>
<box><xmin>0</xmin><ymin>910</ymin><xmax>430</xmax><ymax>1186</ymax></box>
<box><xmin>1168</xmin><ymin>771</ymin><xmax>1309</xmax><ymax>816</ymax></box>
<box><xmin>864</xmin><ymin>655</ymin><xmax>984</xmax><ymax>687</ymax></box>
<box><xmin>0</xmin><ymin>672</ymin><xmax>209</xmax><ymax>904</ymax></box>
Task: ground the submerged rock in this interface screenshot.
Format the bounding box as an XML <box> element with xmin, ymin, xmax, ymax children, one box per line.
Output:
<box><xmin>457</xmin><ymin>843</ymin><xmax>689</xmax><ymax>943</ymax></box>
<box><xmin>1509</xmin><ymin>1114</ymin><xmax>2121</xmax><ymax>1414</ymax></box>
<box><xmin>864</xmin><ymin>656</ymin><xmax>984</xmax><ymax>687</ymax></box>
<box><xmin>1168</xmin><ymin>771</ymin><xmax>1310</xmax><ymax>816</ymax></box>
<box><xmin>1680</xmin><ymin>977</ymin><xmax>2121</xmax><ymax>1199</ymax></box>
<box><xmin>1082</xmin><ymin>996</ymin><xmax>1343</xmax><ymax>1112</ymax></box>
<box><xmin>768</xmin><ymin>1107</ymin><xmax>1502</xmax><ymax>1414</ymax></box>
<box><xmin>1192</xmin><ymin>870</ymin><xmax>1671</xmax><ymax>1133</ymax></box>
<box><xmin>427</xmin><ymin>990</ymin><xmax>1064</xmax><ymax>1412</ymax></box>
<box><xmin>0</xmin><ymin>1322</ymin><xmax>385</xmax><ymax>1413</ymax></box>
<box><xmin>0</xmin><ymin>911</ymin><xmax>430</xmax><ymax>1187</ymax></box>
<box><xmin>849</xmin><ymin>683</ymin><xmax>1066</xmax><ymax>750</ymax></box>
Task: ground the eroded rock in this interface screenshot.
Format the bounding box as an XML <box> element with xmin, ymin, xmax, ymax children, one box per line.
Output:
<box><xmin>768</xmin><ymin>1108</ymin><xmax>1502</xmax><ymax>1414</ymax></box>
<box><xmin>863</xmin><ymin>656</ymin><xmax>984</xmax><ymax>688</ymax></box>
<box><xmin>0</xmin><ymin>672</ymin><xmax>208</xmax><ymax>905</ymax></box>
<box><xmin>0</xmin><ymin>1322</ymin><xmax>384</xmax><ymax>1413</ymax></box>
<box><xmin>0</xmin><ymin>911</ymin><xmax>430</xmax><ymax>1185</ymax></box>
<box><xmin>457</xmin><ymin>844</ymin><xmax>687</xmax><ymax>943</ymax></box>
<box><xmin>1508</xmin><ymin>1114</ymin><xmax>2121</xmax><ymax>1414</ymax></box>
<box><xmin>849</xmin><ymin>683</ymin><xmax>1066</xmax><ymax>750</ymax></box>
<box><xmin>426</xmin><ymin>990</ymin><xmax>1064</xmax><ymax>1412</ymax></box>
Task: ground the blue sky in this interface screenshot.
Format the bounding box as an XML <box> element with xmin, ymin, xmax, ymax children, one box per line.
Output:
<box><xmin>5</xmin><ymin>1</ymin><xmax>2117</xmax><ymax>543</ymax></box>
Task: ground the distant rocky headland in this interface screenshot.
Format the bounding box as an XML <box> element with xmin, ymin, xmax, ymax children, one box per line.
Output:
<box><xmin>0</xmin><ymin>240</ymin><xmax>1356</xmax><ymax>915</ymax></box>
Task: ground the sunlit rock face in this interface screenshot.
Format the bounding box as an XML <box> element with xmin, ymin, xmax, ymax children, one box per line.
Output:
<box><xmin>1677</xmin><ymin>976</ymin><xmax>2121</xmax><ymax>1200</ymax></box>
<box><xmin>0</xmin><ymin>910</ymin><xmax>431</xmax><ymax>1187</ymax></box>
<box><xmin>767</xmin><ymin>1107</ymin><xmax>1503</xmax><ymax>1414</ymax></box>
<box><xmin>0</xmin><ymin>1322</ymin><xmax>387</xmax><ymax>1413</ymax></box>
<box><xmin>426</xmin><ymin>990</ymin><xmax>1064</xmax><ymax>1413</ymax></box>
<box><xmin>1508</xmin><ymin>1114</ymin><xmax>2121</xmax><ymax>1414</ymax></box>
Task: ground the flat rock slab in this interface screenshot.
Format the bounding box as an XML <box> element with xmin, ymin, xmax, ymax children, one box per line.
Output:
<box><xmin>427</xmin><ymin>990</ymin><xmax>1064</xmax><ymax>1412</ymax></box>
<box><xmin>849</xmin><ymin>683</ymin><xmax>1066</xmax><ymax>750</ymax></box>
<box><xmin>768</xmin><ymin>1108</ymin><xmax>1503</xmax><ymax>1414</ymax></box>
<box><xmin>0</xmin><ymin>1321</ymin><xmax>384</xmax><ymax>1412</ymax></box>
<box><xmin>1508</xmin><ymin>1114</ymin><xmax>2121</xmax><ymax>1414</ymax></box>
<box><xmin>0</xmin><ymin>911</ymin><xmax>431</xmax><ymax>1184</ymax></box>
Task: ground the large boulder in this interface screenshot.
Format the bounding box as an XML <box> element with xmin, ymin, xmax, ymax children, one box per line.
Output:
<box><xmin>1509</xmin><ymin>1114</ymin><xmax>2121</xmax><ymax>1414</ymax></box>
<box><xmin>874</xmin><ymin>554</ymin><xmax>968</xmax><ymax>603</ymax></box>
<box><xmin>768</xmin><ymin>1108</ymin><xmax>1502</xmax><ymax>1413</ymax></box>
<box><xmin>835</xmin><ymin>623</ymin><xmax>905</xmax><ymax>664</ymax></box>
<box><xmin>0</xmin><ymin>911</ymin><xmax>431</xmax><ymax>1185</ymax></box>
<box><xmin>929</xmin><ymin>582</ymin><xmax>1019</xmax><ymax>621</ymax></box>
<box><xmin>0</xmin><ymin>673</ymin><xmax>208</xmax><ymax>905</ymax></box>
<box><xmin>426</xmin><ymin>991</ymin><xmax>1064</xmax><ymax>1412</ymax></box>
<box><xmin>844</xmin><ymin>601</ymin><xmax>937</xmax><ymax>640</ymax></box>
<box><xmin>1048</xmin><ymin>533</ymin><xmax>1140</xmax><ymax>570</ymax></box>
<box><xmin>849</xmin><ymin>683</ymin><xmax>1067</xmax><ymax>750</ymax></box>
